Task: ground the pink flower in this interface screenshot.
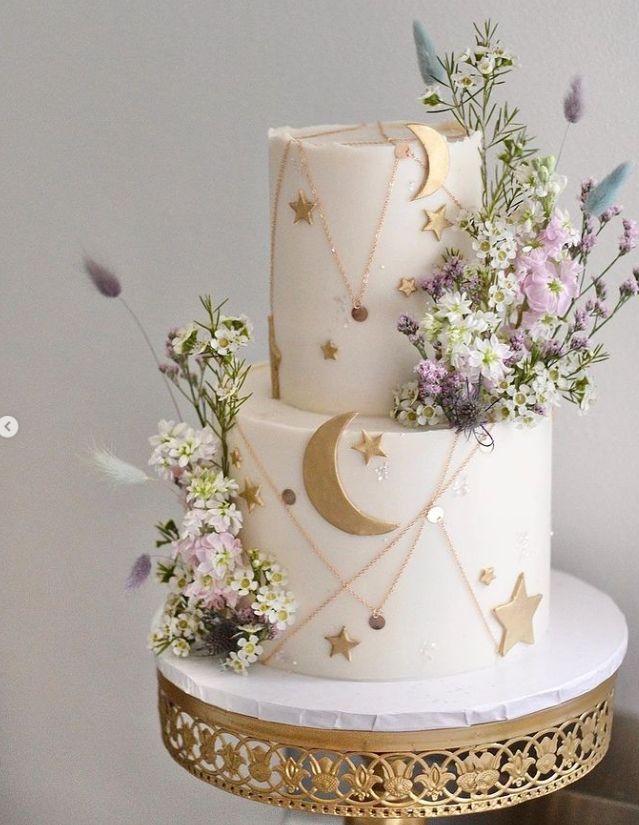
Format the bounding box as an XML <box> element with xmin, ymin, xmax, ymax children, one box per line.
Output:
<box><xmin>195</xmin><ymin>532</ymin><xmax>243</xmax><ymax>579</ymax></box>
<box><xmin>185</xmin><ymin>580</ymin><xmax>239</xmax><ymax>609</ymax></box>
<box><xmin>519</xmin><ymin>252</ymin><xmax>581</xmax><ymax>316</ymax></box>
<box><xmin>539</xmin><ymin>210</ymin><xmax>574</xmax><ymax>259</ymax></box>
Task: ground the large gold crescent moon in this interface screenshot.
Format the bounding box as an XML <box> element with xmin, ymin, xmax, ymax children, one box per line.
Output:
<box><xmin>407</xmin><ymin>123</ymin><xmax>450</xmax><ymax>200</ymax></box>
<box><xmin>302</xmin><ymin>412</ymin><xmax>398</xmax><ymax>536</ymax></box>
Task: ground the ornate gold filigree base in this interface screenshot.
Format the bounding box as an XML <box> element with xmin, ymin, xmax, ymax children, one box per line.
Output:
<box><xmin>346</xmin><ymin>819</ymin><xmax>412</xmax><ymax>824</ymax></box>
<box><xmin>157</xmin><ymin>670</ymin><xmax>616</xmax><ymax>819</ymax></box>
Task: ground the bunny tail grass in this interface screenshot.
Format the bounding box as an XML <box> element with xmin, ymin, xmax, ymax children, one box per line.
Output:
<box><xmin>90</xmin><ymin>446</ymin><xmax>151</xmax><ymax>485</ymax></box>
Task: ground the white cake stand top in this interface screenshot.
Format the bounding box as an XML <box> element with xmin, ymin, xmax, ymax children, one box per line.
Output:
<box><xmin>156</xmin><ymin>571</ymin><xmax>627</xmax><ymax>732</ymax></box>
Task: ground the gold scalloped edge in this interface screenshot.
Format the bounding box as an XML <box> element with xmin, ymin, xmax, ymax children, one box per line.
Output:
<box><xmin>157</xmin><ymin>670</ymin><xmax>615</xmax><ymax>818</ymax></box>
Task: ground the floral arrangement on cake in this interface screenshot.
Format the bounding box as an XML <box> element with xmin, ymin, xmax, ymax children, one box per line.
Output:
<box><xmin>86</xmin><ymin>266</ymin><xmax>296</xmax><ymax>673</ymax></box>
<box><xmin>392</xmin><ymin>20</ymin><xmax>637</xmax><ymax>439</ymax></box>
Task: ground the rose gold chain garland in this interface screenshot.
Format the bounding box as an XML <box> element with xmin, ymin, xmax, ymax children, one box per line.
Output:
<box><xmin>235</xmin><ymin>420</ymin><xmax>457</xmax><ymax>614</ymax></box>
<box><xmin>339</xmin><ymin>122</ymin><xmax>464</xmax><ymax>209</ymax></box>
<box><xmin>268</xmin><ymin>124</ymin><xmax>369</xmax><ymax>397</ymax></box>
<box><xmin>294</xmin><ymin>136</ymin><xmax>400</xmax><ymax>321</ymax></box>
<box><xmin>269</xmin><ymin>123</ymin><xmax>368</xmax><ymax>316</ymax></box>
<box><xmin>261</xmin><ymin>436</ymin><xmax>497</xmax><ymax>660</ymax></box>
<box><xmin>440</xmin><ymin>519</ymin><xmax>499</xmax><ymax>647</ymax></box>
<box><xmin>234</xmin><ymin>423</ymin><xmax>496</xmax><ymax>661</ymax></box>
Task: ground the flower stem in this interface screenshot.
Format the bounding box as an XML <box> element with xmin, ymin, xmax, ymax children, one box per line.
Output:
<box><xmin>556</xmin><ymin>123</ymin><xmax>570</xmax><ymax>169</ymax></box>
<box><xmin>118</xmin><ymin>296</ymin><xmax>183</xmax><ymax>420</ymax></box>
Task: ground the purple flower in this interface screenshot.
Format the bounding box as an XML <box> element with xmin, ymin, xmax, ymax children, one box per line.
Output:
<box><xmin>573</xmin><ymin>308</ymin><xmax>588</xmax><ymax>331</ymax></box>
<box><xmin>84</xmin><ymin>257</ymin><xmax>122</xmax><ymax>298</ymax></box>
<box><xmin>397</xmin><ymin>314</ymin><xmax>419</xmax><ymax>337</ymax></box>
<box><xmin>620</xmin><ymin>278</ymin><xmax>639</xmax><ymax>298</ymax></box>
<box><xmin>594</xmin><ymin>279</ymin><xmax>608</xmax><ymax>301</ymax></box>
<box><xmin>579</xmin><ymin>231</ymin><xmax>596</xmax><ymax>254</ymax></box>
<box><xmin>414</xmin><ymin>359</ymin><xmax>447</xmax><ymax>399</ymax></box>
<box><xmin>540</xmin><ymin>339</ymin><xmax>563</xmax><ymax>357</ymax></box>
<box><xmin>159</xmin><ymin>362</ymin><xmax>179</xmax><ymax>378</ymax></box>
<box><xmin>579</xmin><ymin>178</ymin><xmax>596</xmax><ymax>205</ymax></box>
<box><xmin>600</xmin><ymin>204</ymin><xmax>623</xmax><ymax>224</ymax></box>
<box><xmin>571</xmin><ymin>335</ymin><xmax>590</xmax><ymax>350</ymax></box>
<box><xmin>422</xmin><ymin>254</ymin><xmax>466</xmax><ymax>299</ymax></box>
<box><xmin>509</xmin><ymin>330</ymin><xmax>526</xmax><ymax>352</ymax></box>
<box><xmin>592</xmin><ymin>300</ymin><xmax>609</xmax><ymax>319</ymax></box>
<box><xmin>126</xmin><ymin>554</ymin><xmax>152</xmax><ymax>591</ymax></box>
<box><xmin>563</xmin><ymin>75</ymin><xmax>584</xmax><ymax>124</ymax></box>
<box><xmin>619</xmin><ymin>218</ymin><xmax>639</xmax><ymax>255</ymax></box>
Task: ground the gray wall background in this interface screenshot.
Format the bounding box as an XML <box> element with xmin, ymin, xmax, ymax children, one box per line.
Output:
<box><xmin>2</xmin><ymin>1</ymin><xmax>638</xmax><ymax>823</ymax></box>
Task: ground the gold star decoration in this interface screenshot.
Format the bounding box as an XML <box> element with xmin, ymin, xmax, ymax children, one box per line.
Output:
<box><xmin>493</xmin><ymin>573</ymin><xmax>543</xmax><ymax>657</ymax></box>
<box><xmin>422</xmin><ymin>204</ymin><xmax>452</xmax><ymax>240</ymax></box>
<box><xmin>479</xmin><ymin>566</ymin><xmax>496</xmax><ymax>585</ymax></box>
<box><xmin>398</xmin><ymin>277</ymin><xmax>418</xmax><ymax>297</ymax></box>
<box><xmin>239</xmin><ymin>478</ymin><xmax>264</xmax><ymax>513</ymax></box>
<box><xmin>325</xmin><ymin>626</ymin><xmax>360</xmax><ymax>661</ymax></box>
<box><xmin>351</xmin><ymin>430</ymin><xmax>387</xmax><ymax>465</ymax></box>
<box><xmin>230</xmin><ymin>448</ymin><xmax>242</xmax><ymax>468</ymax></box>
<box><xmin>289</xmin><ymin>190</ymin><xmax>316</xmax><ymax>224</ymax></box>
<box><xmin>321</xmin><ymin>340</ymin><xmax>339</xmax><ymax>360</ymax></box>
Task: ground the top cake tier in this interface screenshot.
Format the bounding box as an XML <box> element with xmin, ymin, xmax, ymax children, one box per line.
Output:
<box><xmin>268</xmin><ymin>121</ymin><xmax>482</xmax><ymax>416</ymax></box>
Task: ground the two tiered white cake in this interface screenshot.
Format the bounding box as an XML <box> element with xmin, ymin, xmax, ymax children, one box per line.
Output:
<box><xmin>231</xmin><ymin>122</ymin><xmax>551</xmax><ymax>680</ymax></box>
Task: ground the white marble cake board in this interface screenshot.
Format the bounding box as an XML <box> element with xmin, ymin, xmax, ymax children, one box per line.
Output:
<box><xmin>156</xmin><ymin>570</ymin><xmax>627</xmax><ymax>733</ymax></box>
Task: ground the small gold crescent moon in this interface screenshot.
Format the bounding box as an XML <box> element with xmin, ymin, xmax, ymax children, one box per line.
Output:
<box><xmin>302</xmin><ymin>412</ymin><xmax>398</xmax><ymax>536</ymax></box>
<box><xmin>406</xmin><ymin>123</ymin><xmax>450</xmax><ymax>200</ymax></box>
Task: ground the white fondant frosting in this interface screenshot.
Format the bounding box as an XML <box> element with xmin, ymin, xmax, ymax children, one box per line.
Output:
<box><xmin>269</xmin><ymin>121</ymin><xmax>482</xmax><ymax>415</ymax></box>
<box><xmin>232</xmin><ymin>364</ymin><xmax>552</xmax><ymax>681</ymax></box>
<box><xmin>156</xmin><ymin>571</ymin><xmax>628</xmax><ymax>731</ymax></box>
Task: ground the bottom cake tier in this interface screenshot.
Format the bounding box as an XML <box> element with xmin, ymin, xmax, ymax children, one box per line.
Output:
<box><xmin>230</xmin><ymin>364</ymin><xmax>552</xmax><ymax>680</ymax></box>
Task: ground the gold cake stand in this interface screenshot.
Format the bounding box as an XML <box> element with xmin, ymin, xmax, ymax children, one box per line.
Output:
<box><xmin>157</xmin><ymin>669</ymin><xmax>616</xmax><ymax>821</ymax></box>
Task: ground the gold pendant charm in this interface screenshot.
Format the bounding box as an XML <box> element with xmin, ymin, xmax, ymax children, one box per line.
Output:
<box><xmin>351</xmin><ymin>305</ymin><xmax>368</xmax><ymax>322</ymax></box>
<box><xmin>281</xmin><ymin>488</ymin><xmax>296</xmax><ymax>505</ymax></box>
<box><xmin>369</xmin><ymin>612</ymin><xmax>386</xmax><ymax>630</ymax></box>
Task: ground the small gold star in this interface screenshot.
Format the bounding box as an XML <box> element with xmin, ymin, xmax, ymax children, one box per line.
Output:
<box><xmin>479</xmin><ymin>566</ymin><xmax>496</xmax><ymax>586</ymax></box>
<box><xmin>325</xmin><ymin>626</ymin><xmax>360</xmax><ymax>661</ymax></box>
<box><xmin>493</xmin><ymin>573</ymin><xmax>543</xmax><ymax>657</ymax></box>
<box><xmin>321</xmin><ymin>340</ymin><xmax>339</xmax><ymax>360</ymax></box>
<box><xmin>239</xmin><ymin>478</ymin><xmax>264</xmax><ymax>513</ymax></box>
<box><xmin>352</xmin><ymin>430</ymin><xmax>387</xmax><ymax>465</ymax></box>
<box><xmin>422</xmin><ymin>204</ymin><xmax>452</xmax><ymax>240</ymax></box>
<box><xmin>289</xmin><ymin>190</ymin><xmax>316</xmax><ymax>224</ymax></box>
<box><xmin>398</xmin><ymin>277</ymin><xmax>418</xmax><ymax>297</ymax></box>
<box><xmin>230</xmin><ymin>448</ymin><xmax>242</xmax><ymax>468</ymax></box>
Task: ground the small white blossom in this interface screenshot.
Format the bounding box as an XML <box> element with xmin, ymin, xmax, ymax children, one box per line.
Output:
<box><xmin>265</xmin><ymin>564</ymin><xmax>288</xmax><ymax>587</ymax></box>
<box><xmin>171</xmin><ymin>638</ymin><xmax>191</xmax><ymax>657</ymax></box>
<box><xmin>452</xmin><ymin>71</ymin><xmax>477</xmax><ymax>91</ymax></box>
<box><xmin>230</xmin><ymin>567</ymin><xmax>258</xmax><ymax>596</ymax></box>
<box><xmin>467</xmin><ymin>334</ymin><xmax>512</xmax><ymax>382</ymax></box>
<box><xmin>436</xmin><ymin>291</ymin><xmax>472</xmax><ymax>324</ymax></box>
<box><xmin>237</xmin><ymin>635</ymin><xmax>263</xmax><ymax>664</ymax></box>
<box><xmin>225</xmin><ymin>651</ymin><xmax>248</xmax><ymax>674</ymax></box>
<box><xmin>208</xmin><ymin>315</ymin><xmax>253</xmax><ymax>356</ymax></box>
<box><xmin>170</xmin><ymin>324</ymin><xmax>204</xmax><ymax>355</ymax></box>
<box><xmin>477</xmin><ymin>53</ymin><xmax>496</xmax><ymax>75</ymax></box>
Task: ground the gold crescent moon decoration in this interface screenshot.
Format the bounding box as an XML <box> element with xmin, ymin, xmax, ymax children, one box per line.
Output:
<box><xmin>406</xmin><ymin>123</ymin><xmax>450</xmax><ymax>200</ymax></box>
<box><xmin>302</xmin><ymin>412</ymin><xmax>398</xmax><ymax>536</ymax></box>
